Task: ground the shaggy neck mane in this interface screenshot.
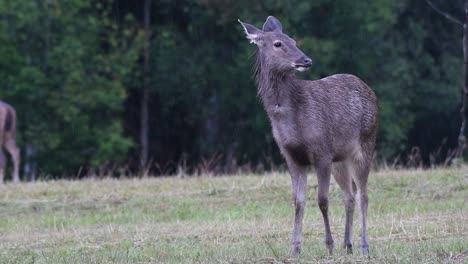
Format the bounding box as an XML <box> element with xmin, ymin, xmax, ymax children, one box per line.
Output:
<box><xmin>253</xmin><ymin>49</ymin><xmax>294</xmax><ymax>103</ymax></box>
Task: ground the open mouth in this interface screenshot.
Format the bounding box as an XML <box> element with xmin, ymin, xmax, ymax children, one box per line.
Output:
<box><xmin>294</xmin><ymin>64</ymin><xmax>311</xmax><ymax>72</ymax></box>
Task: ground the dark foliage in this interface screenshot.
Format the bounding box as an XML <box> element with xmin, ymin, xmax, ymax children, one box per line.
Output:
<box><xmin>0</xmin><ymin>0</ymin><xmax>464</xmax><ymax>176</ymax></box>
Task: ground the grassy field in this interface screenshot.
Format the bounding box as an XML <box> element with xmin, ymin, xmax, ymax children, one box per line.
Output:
<box><xmin>0</xmin><ymin>168</ymin><xmax>467</xmax><ymax>263</ymax></box>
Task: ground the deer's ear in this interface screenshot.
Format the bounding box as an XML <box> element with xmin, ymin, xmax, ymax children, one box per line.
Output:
<box><xmin>262</xmin><ymin>16</ymin><xmax>282</xmax><ymax>32</ymax></box>
<box><xmin>238</xmin><ymin>19</ymin><xmax>263</xmax><ymax>44</ymax></box>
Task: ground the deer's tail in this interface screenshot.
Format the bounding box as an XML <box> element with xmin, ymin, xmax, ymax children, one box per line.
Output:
<box><xmin>4</xmin><ymin>110</ymin><xmax>12</xmax><ymax>132</ymax></box>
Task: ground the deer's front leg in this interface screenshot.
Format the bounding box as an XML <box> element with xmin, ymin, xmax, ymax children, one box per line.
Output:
<box><xmin>286</xmin><ymin>157</ymin><xmax>308</xmax><ymax>257</ymax></box>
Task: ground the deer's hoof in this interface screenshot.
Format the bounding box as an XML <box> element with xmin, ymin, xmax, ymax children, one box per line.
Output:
<box><xmin>326</xmin><ymin>244</ymin><xmax>335</xmax><ymax>255</ymax></box>
<box><xmin>289</xmin><ymin>244</ymin><xmax>301</xmax><ymax>257</ymax></box>
<box><xmin>360</xmin><ymin>245</ymin><xmax>369</xmax><ymax>256</ymax></box>
<box><xmin>346</xmin><ymin>244</ymin><xmax>353</xmax><ymax>255</ymax></box>
<box><xmin>326</xmin><ymin>239</ymin><xmax>334</xmax><ymax>255</ymax></box>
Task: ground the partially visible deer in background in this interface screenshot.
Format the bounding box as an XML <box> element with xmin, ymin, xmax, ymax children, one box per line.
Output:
<box><xmin>0</xmin><ymin>101</ymin><xmax>20</xmax><ymax>183</ymax></box>
<box><xmin>238</xmin><ymin>16</ymin><xmax>378</xmax><ymax>256</ymax></box>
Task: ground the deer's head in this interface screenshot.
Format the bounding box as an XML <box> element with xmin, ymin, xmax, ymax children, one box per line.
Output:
<box><xmin>238</xmin><ymin>16</ymin><xmax>312</xmax><ymax>73</ymax></box>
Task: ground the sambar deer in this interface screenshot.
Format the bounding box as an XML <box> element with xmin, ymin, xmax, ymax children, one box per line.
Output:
<box><xmin>0</xmin><ymin>101</ymin><xmax>20</xmax><ymax>183</ymax></box>
<box><xmin>238</xmin><ymin>16</ymin><xmax>378</xmax><ymax>256</ymax></box>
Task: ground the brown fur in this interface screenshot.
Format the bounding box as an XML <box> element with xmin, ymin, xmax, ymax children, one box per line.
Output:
<box><xmin>0</xmin><ymin>100</ymin><xmax>20</xmax><ymax>183</ymax></box>
<box><xmin>239</xmin><ymin>16</ymin><xmax>378</xmax><ymax>256</ymax></box>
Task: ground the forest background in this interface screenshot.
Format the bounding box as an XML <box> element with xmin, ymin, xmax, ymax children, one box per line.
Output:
<box><xmin>0</xmin><ymin>0</ymin><xmax>465</xmax><ymax>177</ymax></box>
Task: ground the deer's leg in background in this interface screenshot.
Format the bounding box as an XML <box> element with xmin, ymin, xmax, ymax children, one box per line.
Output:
<box><xmin>4</xmin><ymin>137</ymin><xmax>20</xmax><ymax>183</ymax></box>
<box><xmin>286</xmin><ymin>156</ymin><xmax>308</xmax><ymax>257</ymax></box>
<box><xmin>333</xmin><ymin>161</ymin><xmax>356</xmax><ymax>254</ymax></box>
<box><xmin>0</xmin><ymin>148</ymin><xmax>5</xmax><ymax>183</ymax></box>
<box><xmin>316</xmin><ymin>157</ymin><xmax>334</xmax><ymax>254</ymax></box>
<box><xmin>357</xmin><ymin>187</ymin><xmax>369</xmax><ymax>255</ymax></box>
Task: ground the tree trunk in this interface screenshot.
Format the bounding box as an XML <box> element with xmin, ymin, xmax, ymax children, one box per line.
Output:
<box><xmin>140</xmin><ymin>0</ymin><xmax>152</xmax><ymax>168</ymax></box>
<box><xmin>457</xmin><ymin>0</ymin><xmax>468</xmax><ymax>157</ymax></box>
<box><xmin>426</xmin><ymin>0</ymin><xmax>468</xmax><ymax>158</ymax></box>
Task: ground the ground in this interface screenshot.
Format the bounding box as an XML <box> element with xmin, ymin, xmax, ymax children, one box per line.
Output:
<box><xmin>0</xmin><ymin>168</ymin><xmax>467</xmax><ymax>263</ymax></box>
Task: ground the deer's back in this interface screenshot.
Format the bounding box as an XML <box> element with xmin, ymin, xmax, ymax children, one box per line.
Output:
<box><xmin>0</xmin><ymin>101</ymin><xmax>16</xmax><ymax>134</ymax></box>
<box><xmin>0</xmin><ymin>101</ymin><xmax>14</xmax><ymax>112</ymax></box>
<box><xmin>310</xmin><ymin>74</ymin><xmax>377</xmax><ymax>134</ymax></box>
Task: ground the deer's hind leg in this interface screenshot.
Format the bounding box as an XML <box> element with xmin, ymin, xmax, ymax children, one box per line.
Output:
<box><xmin>0</xmin><ymin>111</ymin><xmax>4</xmax><ymax>184</ymax></box>
<box><xmin>332</xmin><ymin>161</ymin><xmax>357</xmax><ymax>254</ymax></box>
<box><xmin>0</xmin><ymin>148</ymin><xmax>5</xmax><ymax>183</ymax></box>
<box><xmin>352</xmin><ymin>145</ymin><xmax>373</xmax><ymax>256</ymax></box>
<box><xmin>316</xmin><ymin>157</ymin><xmax>334</xmax><ymax>254</ymax></box>
<box><xmin>4</xmin><ymin>136</ymin><xmax>20</xmax><ymax>183</ymax></box>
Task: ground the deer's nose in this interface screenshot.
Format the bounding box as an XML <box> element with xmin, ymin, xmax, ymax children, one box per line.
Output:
<box><xmin>303</xmin><ymin>57</ymin><xmax>312</xmax><ymax>66</ymax></box>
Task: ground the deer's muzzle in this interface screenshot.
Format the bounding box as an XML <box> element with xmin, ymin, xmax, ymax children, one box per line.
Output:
<box><xmin>293</xmin><ymin>56</ymin><xmax>312</xmax><ymax>72</ymax></box>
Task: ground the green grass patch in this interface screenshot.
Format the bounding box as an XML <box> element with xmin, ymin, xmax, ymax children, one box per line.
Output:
<box><xmin>0</xmin><ymin>168</ymin><xmax>467</xmax><ymax>263</ymax></box>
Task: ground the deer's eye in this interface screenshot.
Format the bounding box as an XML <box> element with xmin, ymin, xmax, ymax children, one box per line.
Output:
<box><xmin>274</xmin><ymin>42</ymin><xmax>282</xmax><ymax>47</ymax></box>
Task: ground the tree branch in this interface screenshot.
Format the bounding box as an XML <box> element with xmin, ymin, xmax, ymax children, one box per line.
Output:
<box><xmin>426</xmin><ymin>0</ymin><xmax>464</xmax><ymax>27</ymax></box>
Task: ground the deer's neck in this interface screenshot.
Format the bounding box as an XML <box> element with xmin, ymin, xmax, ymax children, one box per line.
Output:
<box><xmin>255</xmin><ymin>60</ymin><xmax>297</xmax><ymax>111</ymax></box>
<box><xmin>257</xmin><ymin>75</ymin><xmax>294</xmax><ymax>106</ymax></box>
